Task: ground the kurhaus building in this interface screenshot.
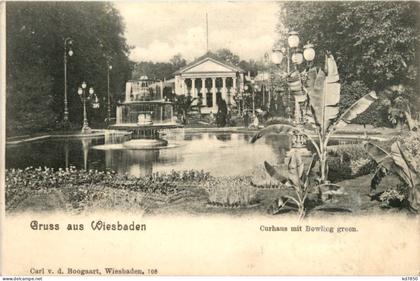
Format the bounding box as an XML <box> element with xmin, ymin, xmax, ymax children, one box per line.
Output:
<box><xmin>173</xmin><ymin>54</ymin><xmax>246</xmax><ymax>113</ymax></box>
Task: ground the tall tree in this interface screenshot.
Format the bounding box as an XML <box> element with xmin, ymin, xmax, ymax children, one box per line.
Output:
<box><xmin>6</xmin><ymin>2</ymin><xmax>132</xmax><ymax>134</ymax></box>
<box><xmin>277</xmin><ymin>2</ymin><xmax>420</xmax><ymax>124</ymax></box>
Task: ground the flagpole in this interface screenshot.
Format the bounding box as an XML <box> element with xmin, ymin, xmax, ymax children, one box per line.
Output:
<box><xmin>206</xmin><ymin>12</ymin><xmax>209</xmax><ymax>52</ymax></box>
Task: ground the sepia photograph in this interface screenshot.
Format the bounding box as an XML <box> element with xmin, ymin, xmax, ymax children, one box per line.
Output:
<box><xmin>1</xmin><ymin>0</ymin><xmax>419</xmax><ymax>277</ymax></box>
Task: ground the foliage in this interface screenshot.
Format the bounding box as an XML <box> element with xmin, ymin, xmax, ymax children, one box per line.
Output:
<box><xmin>173</xmin><ymin>95</ymin><xmax>197</xmax><ymax>124</ymax></box>
<box><xmin>213</xmin><ymin>49</ymin><xmax>240</xmax><ymax>65</ymax></box>
<box><xmin>252</xmin><ymin>54</ymin><xmax>377</xmax><ymax>183</ymax></box>
<box><xmin>365</xmin><ymin>138</ymin><xmax>420</xmax><ymax>212</ymax></box>
<box><xmin>204</xmin><ymin>177</ymin><xmax>259</xmax><ymax>208</ymax></box>
<box><xmin>398</xmin><ymin>132</ymin><xmax>420</xmax><ymax>172</ymax></box>
<box><xmin>327</xmin><ymin>144</ymin><xmax>377</xmax><ymax>181</ymax></box>
<box><xmin>340</xmin><ymin>81</ymin><xmax>387</xmax><ymax>127</ymax></box>
<box><xmin>278</xmin><ymin>2</ymin><xmax>420</xmax><ymax>124</ymax></box>
<box><xmin>6</xmin><ymin>2</ymin><xmax>132</xmax><ymax>135</ymax></box>
<box><xmin>379</xmin><ymin>186</ymin><xmax>406</xmax><ymax>209</ymax></box>
<box><xmin>132</xmin><ymin>54</ymin><xmax>187</xmax><ymax>81</ymax></box>
<box><xmin>6</xmin><ymin>67</ymin><xmax>56</xmax><ymax>133</ymax></box>
<box><xmin>262</xmin><ymin>151</ymin><xmax>347</xmax><ymax>219</ymax></box>
<box><xmin>5</xmin><ymin>167</ymin><xmax>211</xmax><ymax>211</ymax></box>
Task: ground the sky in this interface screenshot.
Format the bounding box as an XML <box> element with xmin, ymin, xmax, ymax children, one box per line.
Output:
<box><xmin>114</xmin><ymin>1</ymin><xmax>280</xmax><ymax>63</ymax></box>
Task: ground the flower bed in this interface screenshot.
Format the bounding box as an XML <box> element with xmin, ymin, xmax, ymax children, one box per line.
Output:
<box><xmin>204</xmin><ymin>176</ymin><xmax>260</xmax><ymax>208</ymax></box>
<box><xmin>5</xmin><ymin>167</ymin><xmax>211</xmax><ymax>212</ymax></box>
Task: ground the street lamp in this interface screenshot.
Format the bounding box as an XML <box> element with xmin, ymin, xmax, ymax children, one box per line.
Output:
<box><xmin>78</xmin><ymin>82</ymin><xmax>99</xmax><ymax>133</ymax></box>
<box><xmin>272</xmin><ymin>31</ymin><xmax>316</xmax><ymax>122</ymax></box>
<box><xmin>272</xmin><ymin>31</ymin><xmax>316</xmax><ymax>148</ymax></box>
<box><xmin>107</xmin><ymin>63</ymin><xmax>112</xmax><ymax>125</ymax></box>
<box><xmin>63</xmin><ymin>38</ymin><xmax>74</xmax><ymax>124</ymax></box>
<box><xmin>303</xmin><ymin>43</ymin><xmax>316</xmax><ymax>63</ymax></box>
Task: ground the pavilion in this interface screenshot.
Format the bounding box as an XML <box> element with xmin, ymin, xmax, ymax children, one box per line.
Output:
<box><xmin>173</xmin><ymin>53</ymin><xmax>245</xmax><ymax>113</ymax></box>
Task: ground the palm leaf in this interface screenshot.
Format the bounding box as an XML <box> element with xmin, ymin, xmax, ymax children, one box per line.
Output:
<box><xmin>335</xmin><ymin>91</ymin><xmax>378</xmax><ymax>129</ymax></box>
<box><xmin>306</xmin><ymin>54</ymin><xmax>341</xmax><ymax>134</ymax></box>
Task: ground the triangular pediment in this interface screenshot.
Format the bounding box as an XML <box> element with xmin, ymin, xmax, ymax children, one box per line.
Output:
<box><xmin>184</xmin><ymin>59</ymin><xmax>236</xmax><ymax>73</ymax></box>
<box><xmin>175</xmin><ymin>57</ymin><xmax>244</xmax><ymax>75</ymax></box>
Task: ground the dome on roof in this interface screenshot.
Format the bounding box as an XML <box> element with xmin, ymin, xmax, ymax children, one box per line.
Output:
<box><xmin>140</xmin><ymin>75</ymin><xmax>149</xmax><ymax>80</ymax></box>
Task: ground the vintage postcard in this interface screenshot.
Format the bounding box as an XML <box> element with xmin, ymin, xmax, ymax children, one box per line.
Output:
<box><xmin>1</xmin><ymin>0</ymin><xmax>419</xmax><ymax>277</ymax></box>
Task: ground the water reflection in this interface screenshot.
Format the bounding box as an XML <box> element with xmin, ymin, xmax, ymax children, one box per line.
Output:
<box><xmin>6</xmin><ymin>132</ymin><xmax>293</xmax><ymax>177</ymax></box>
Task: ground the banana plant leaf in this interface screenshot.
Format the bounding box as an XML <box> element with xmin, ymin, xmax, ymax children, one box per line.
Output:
<box><xmin>364</xmin><ymin>142</ymin><xmax>391</xmax><ymax>164</ymax></box>
<box><xmin>250</xmin><ymin>124</ymin><xmax>302</xmax><ymax>143</ymax></box>
<box><xmin>390</xmin><ymin>142</ymin><xmax>417</xmax><ymax>188</ymax></box>
<box><xmin>302</xmin><ymin>154</ymin><xmax>318</xmax><ymax>187</ymax></box>
<box><xmin>306</xmin><ymin>54</ymin><xmax>341</xmax><ymax>133</ymax></box>
<box><xmin>404</xmin><ymin>111</ymin><xmax>417</xmax><ymax>131</ymax></box>
<box><xmin>335</xmin><ymin>91</ymin><xmax>378</xmax><ymax>129</ymax></box>
<box><xmin>365</xmin><ymin>142</ymin><xmax>410</xmax><ymax>186</ymax></box>
<box><xmin>366</xmin><ymin>141</ymin><xmax>419</xmax><ymax>211</ymax></box>
<box><xmin>287</xmin><ymin>150</ymin><xmax>304</xmax><ymax>188</ymax></box>
<box><xmin>264</xmin><ymin>161</ymin><xmax>288</xmax><ymax>184</ymax></box>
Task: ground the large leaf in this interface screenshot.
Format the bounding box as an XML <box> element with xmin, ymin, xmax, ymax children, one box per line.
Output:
<box><xmin>335</xmin><ymin>91</ymin><xmax>378</xmax><ymax>129</ymax></box>
<box><xmin>250</xmin><ymin>124</ymin><xmax>320</xmax><ymax>156</ymax></box>
<box><xmin>306</xmin><ymin>54</ymin><xmax>341</xmax><ymax>133</ymax></box>
<box><xmin>287</xmin><ymin>150</ymin><xmax>304</xmax><ymax>188</ymax></box>
<box><xmin>391</xmin><ymin>142</ymin><xmax>420</xmax><ymax>211</ymax></box>
<box><xmin>364</xmin><ymin>142</ymin><xmax>392</xmax><ymax>165</ymax></box>
<box><xmin>250</xmin><ymin>124</ymin><xmax>301</xmax><ymax>143</ymax></box>
<box><xmin>404</xmin><ymin>111</ymin><xmax>417</xmax><ymax>131</ymax></box>
<box><xmin>264</xmin><ymin>161</ymin><xmax>288</xmax><ymax>184</ymax></box>
<box><xmin>365</xmin><ymin>141</ymin><xmax>411</xmax><ymax>186</ymax></box>
<box><xmin>302</xmin><ymin>154</ymin><xmax>318</xmax><ymax>187</ymax></box>
<box><xmin>391</xmin><ymin>142</ymin><xmax>417</xmax><ymax>188</ymax></box>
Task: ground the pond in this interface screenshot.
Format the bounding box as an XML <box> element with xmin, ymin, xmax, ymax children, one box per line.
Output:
<box><xmin>6</xmin><ymin>130</ymin><xmax>292</xmax><ymax>177</ymax></box>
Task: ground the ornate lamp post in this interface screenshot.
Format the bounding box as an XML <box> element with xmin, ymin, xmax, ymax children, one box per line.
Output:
<box><xmin>63</xmin><ymin>38</ymin><xmax>74</xmax><ymax>124</ymax></box>
<box><xmin>272</xmin><ymin>31</ymin><xmax>316</xmax><ymax>149</ymax></box>
<box><xmin>107</xmin><ymin>63</ymin><xmax>112</xmax><ymax>125</ymax></box>
<box><xmin>78</xmin><ymin>81</ymin><xmax>99</xmax><ymax>133</ymax></box>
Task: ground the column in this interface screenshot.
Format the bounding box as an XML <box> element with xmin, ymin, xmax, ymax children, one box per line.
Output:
<box><xmin>222</xmin><ymin>77</ymin><xmax>227</xmax><ymax>102</ymax></box>
<box><xmin>191</xmin><ymin>78</ymin><xmax>196</xmax><ymax>98</ymax></box>
<box><xmin>212</xmin><ymin>77</ymin><xmax>217</xmax><ymax>111</ymax></box>
<box><xmin>232</xmin><ymin>76</ymin><xmax>237</xmax><ymax>105</ymax></box>
<box><xmin>201</xmin><ymin>78</ymin><xmax>207</xmax><ymax>106</ymax></box>
<box><xmin>181</xmin><ymin>78</ymin><xmax>187</xmax><ymax>95</ymax></box>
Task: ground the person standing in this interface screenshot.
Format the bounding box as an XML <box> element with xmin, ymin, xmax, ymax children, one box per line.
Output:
<box><xmin>243</xmin><ymin>110</ymin><xmax>250</xmax><ymax>128</ymax></box>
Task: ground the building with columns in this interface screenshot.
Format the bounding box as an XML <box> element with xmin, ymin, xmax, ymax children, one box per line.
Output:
<box><xmin>173</xmin><ymin>54</ymin><xmax>245</xmax><ymax>114</ymax></box>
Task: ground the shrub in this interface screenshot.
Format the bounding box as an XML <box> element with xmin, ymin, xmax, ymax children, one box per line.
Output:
<box><xmin>327</xmin><ymin>144</ymin><xmax>377</xmax><ymax>182</ymax></box>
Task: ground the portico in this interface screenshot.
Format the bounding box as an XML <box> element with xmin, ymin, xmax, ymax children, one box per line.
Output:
<box><xmin>174</xmin><ymin>55</ymin><xmax>245</xmax><ymax>113</ymax></box>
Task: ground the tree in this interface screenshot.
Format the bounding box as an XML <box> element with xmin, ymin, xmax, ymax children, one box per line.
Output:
<box><xmin>169</xmin><ymin>54</ymin><xmax>187</xmax><ymax>70</ymax></box>
<box><xmin>173</xmin><ymin>95</ymin><xmax>197</xmax><ymax>125</ymax></box>
<box><xmin>277</xmin><ymin>2</ymin><xmax>420</xmax><ymax>124</ymax></box>
<box><xmin>6</xmin><ymin>2</ymin><xmax>132</xmax><ymax>135</ymax></box>
<box><xmin>132</xmin><ymin>54</ymin><xmax>187</xmax><ymax>81</ymax></box>
<box><xmin>214</xmin><ymin>49</ymin><xmax>240</xmax><ymax>65</ymax></box>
